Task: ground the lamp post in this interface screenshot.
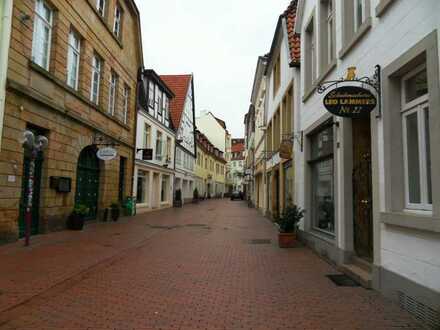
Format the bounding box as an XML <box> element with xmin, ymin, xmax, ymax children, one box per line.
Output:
<box><xmin>20</xmin><ymin>130</ymin><xmax>48</xmax><ymax>246</ymax></box>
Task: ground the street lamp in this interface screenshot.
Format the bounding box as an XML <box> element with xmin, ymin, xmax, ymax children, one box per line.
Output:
<box><xmin>20</xmin><ymin>130</ymin><xmax>48</xmax><ymax>246</ymax></box>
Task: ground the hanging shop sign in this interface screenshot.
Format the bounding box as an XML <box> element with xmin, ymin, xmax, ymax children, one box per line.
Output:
<box><xmin>141</xmin><ymin>148</ymin><xmax>153</xmax><ymax>161</ymax></box>
<box><xmin>323</xmin><ymin>86</ymin><xmax>377</xmax><ymax>118</ymax></box>
<box><xmin>97</xmin><ymin>147</ymin><xmax>117</xmax><ymax>161</ymax></box>
<box><xmin>317</xmin><ymin>65</ymin><xmax>382</xmax><ymax>118</ymax></box>
<box><xmin>279</xmin><ymin>140</ymin><xmax>293</xmax><ymax>159</ymax></box>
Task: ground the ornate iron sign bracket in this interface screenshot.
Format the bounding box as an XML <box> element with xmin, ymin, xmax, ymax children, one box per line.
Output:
<box><xmin>317</xmin><ymin>65</ymin><xmax>382</xmax><ymax>118</ymax></box>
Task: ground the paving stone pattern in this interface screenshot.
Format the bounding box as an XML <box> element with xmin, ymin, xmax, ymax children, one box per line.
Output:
<box><xmin>0</xmin><ymin>200</ymin><xmax>424</xmax><ymax>329</ymax></box>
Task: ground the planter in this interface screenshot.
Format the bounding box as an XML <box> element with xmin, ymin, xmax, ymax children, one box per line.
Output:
<box><xmin>278</xmin><ymin>232</ymin><xmax>297</xmax><ymax>248</ymax></box>
<box><xmin>67</xmin><ymin>213</ymin><xmax>85</xmax><ymax>231</ymax></box>
<box><xmin>111</xmin><ymin>207</ymin><xmax>120</xmax><ymax>222</ymax></box>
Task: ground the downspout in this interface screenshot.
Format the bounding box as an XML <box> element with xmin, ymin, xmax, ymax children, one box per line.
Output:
<box><xmin>0</xmin><ymin>0</ymin><xmax>13</xmax><ymax>150</ymax></box>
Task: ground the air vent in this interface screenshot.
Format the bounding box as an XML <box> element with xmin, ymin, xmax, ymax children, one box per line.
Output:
<box><xmin>398</xmin><ymin>291</ymin><xmax>440</xmax><ymax>329</ymax></box>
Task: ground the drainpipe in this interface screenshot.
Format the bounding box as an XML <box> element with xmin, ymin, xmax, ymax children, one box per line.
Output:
<box><xmin>0</xmin><ymin>0</ymin><xmax>13</xmax><ymax>150</ymax></box>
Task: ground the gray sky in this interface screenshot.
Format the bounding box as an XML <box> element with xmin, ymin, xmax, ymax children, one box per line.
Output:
<box><xmin>134</xmin><ymin>0</ymin><xmax>291</xmax><ymax>138</ymax></box>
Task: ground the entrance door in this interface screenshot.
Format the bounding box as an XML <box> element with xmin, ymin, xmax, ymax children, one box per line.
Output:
<box><xmin>352</xmin><ymin>118</ymin><xmax>373</xmax><ymax>261</ymax></box>
<box><xmin>75</xmin><ymin>146</ymin><xmax>100</xmax><ymax>220</ymax></box>
<box><xmin>18</xmin><ymin>151</ymin><xmax>43</xmax><ymax>238</ymax></box>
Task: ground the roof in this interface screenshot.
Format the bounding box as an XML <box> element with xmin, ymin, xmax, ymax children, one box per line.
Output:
<box><xmin>160</xmin><ymin>74</ymin><xmax>192</xmax><ymax>129</ymax></box>
<box><xmin>284</xmin><ymin>0</ymin><xmax>301</xmax><ymax>67</ymax></box>
<box><xmin>143</xmin><ymin>70</ymin><xmax>175</xmax><ymax>98</ymax></box>
<box><xmin>214</xmin><ymin>116</ymin><xmax>226</xmax><ymax>129</ymax></box>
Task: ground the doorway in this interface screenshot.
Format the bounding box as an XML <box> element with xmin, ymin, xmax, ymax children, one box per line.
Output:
<box><xmin>352</xmin><ymin>118</ymin><xmax>373</xmax><ymax>261</ymax></box>
<box><xmin>75</xmin><ymin>146</ymin><xmax>100</xmax><ymax>220</ymax></box>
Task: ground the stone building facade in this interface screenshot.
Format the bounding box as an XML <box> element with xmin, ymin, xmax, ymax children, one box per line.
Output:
<box><xmin>0</xmin><ymin>0</ymin><xmax>143</xmax><ymax>243</ymax></box>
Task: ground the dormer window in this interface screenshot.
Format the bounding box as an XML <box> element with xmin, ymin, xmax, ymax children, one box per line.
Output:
<box><xmin>96</xmin><ymin>0</ymin><xmax>106</xmax><ymax>17</ymax></box>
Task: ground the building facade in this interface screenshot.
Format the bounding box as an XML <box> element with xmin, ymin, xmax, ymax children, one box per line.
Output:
<box><xmin>0</xmin><ymin>0</ymin><xmax>143</xmax><ymax>243</ymax></box>
<box><xmin>230</xmin><ymin>138</ymin><xmax>245</xmax><ymax>192</ymax></box>
<box><xmin>133</xmin><ymin>70</ymin><xmax>175</xmax><ymax>213</ymax></box>
<box><xmin>161</xmin><ymin>74</ymin><xmax>197</xmax><ymax>203</ymax></box>
<box><xmin>264</xmin><ymin>1</ymin><xmax>300</xmax><ymax>220</ymax></box>
<box><xmin>294</xmin><ymin>0</ymin><xmax>440</xmax><ymax>324</ymax></box>
<box><xmin>244</xmin><ymin>106</ymin><xmax>255</xmax><ymax>204</ymax></box>
<box><xmin>195</xmin><ymin>130</ymin><xmax>226</xmax><ymax>199</ymax></box>
<box><xmin>196</xmin><ymin>111</ymin><xmax>232</xmax><ymax>194</ymax></box>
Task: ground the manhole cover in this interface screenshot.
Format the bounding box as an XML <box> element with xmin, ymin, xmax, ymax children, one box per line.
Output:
<box><xmin>247</xmin><ymin>239</ymin><xmax>271</xmax><ymax>245</ymax></box>
<box><xmin>326</xmin><ymin>274</ymin><xmax>360</xmax><ymax>287</ymax></box>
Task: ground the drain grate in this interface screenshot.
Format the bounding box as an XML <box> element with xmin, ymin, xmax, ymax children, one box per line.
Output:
<box><xmin>398</xmin><ymin>291</ymin><xmax>440</xmax><ymax>329</ymax></box>
<box><xmin>326</xmin><ymin>274</ymin><xmax>360</xmax><ymax>287</ymax></box>
<box><xmin>248</xmin><ymin>239</ymin><xmax>271</xmax><ymax>245</ymax></box>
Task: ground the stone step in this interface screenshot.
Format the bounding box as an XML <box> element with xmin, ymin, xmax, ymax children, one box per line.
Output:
<box><xmin>351</xmin><ymin>256</ymin><xmax>372</xmax><ymax>273</ymax></box>
<box><xmin>339</xmin><ymin>263</ymin><xmax>372</xmax><ymax>289</ymax></box>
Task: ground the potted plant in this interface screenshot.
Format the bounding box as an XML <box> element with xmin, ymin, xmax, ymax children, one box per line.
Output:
<box><xmin>277</xmin><ymin>204</ymin><xmax>305</xmax><ymax>248</ymax></box>
<box><xmin>174</xmin><ymin>189</ymin><xmax>182</xmax><ymax>208</ymax></box>
<box><xmin>67</xmin><ymin>204</ymin><xmax>89</xmax><ymax>230</ymax></box>
<box><xmin>193</xmin><ymin>188</ymin><xmax>199</xmax><ymax>203</ymax></box>
<box><xmin>110</xmin><ymin>203</ymin><xmax>120</xmax><ymax>222</ymax></box>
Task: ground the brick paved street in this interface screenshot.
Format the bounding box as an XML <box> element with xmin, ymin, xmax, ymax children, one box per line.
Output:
<box><xmin>0</xmin><ymin>200</ymin><xmax>423</xmax><ymax>329</ymax></box>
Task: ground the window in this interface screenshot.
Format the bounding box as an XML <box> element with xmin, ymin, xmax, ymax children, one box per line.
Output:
<box><xmin>273</xmin><ymin>54</ymin><xmax>281</xmax><ymax>97</ymax></box>
<box><xmin>154</xmin><ymin>85</ymin><xmax>160</xmax><ymax>116</ymax></box>
<box><xmin>122</xmin><ymin>85</ymin><xmax>129</xmax><ymax>124</ymax></box>
<box><xmin>108</xmin><ymin>71</ymin><xmax>118</xmax><ymax>115</ymax></box>
<box><xmin>401</xmin><ymin>66</ymin><xmax>431</xmax><ymax>210</ymax></box>
<box><xmin>205</xmin><ymin>157</ymin><xmax>208</xmax><ymax>169</ymax></box>
<box><xmin>136</xmin><ymin>170</ymin><xmax>148</xmax><ymax>204</ymax></box>
<box><xmin>166</xmin><ymin>137</ymin><xmax>172</xmax><ymax>162</ymax></box>
<box><xmin>354</xmin><ymin>0</ymin><xmax>367</xmax><ymax>32</ymax></box>
<box><xmin>96</xmin><ymin>0</ymin><xmax>106</xmax><ymax>17</ymax></box>
<box><xmin>161</xmin><ymin>175</ymin><xmax>169</xmax><ymax>202</ymax></box>
<box><xmin>32</xmin><ymin>0</ymin><xmax>53</xmax><ymax>70</ymax></box>
<box><xmin>320</xmin><ymin>0</ymin><xmax>336</xmax><ymax>71</ymax></box>
<box><xmin>156</xmin><ymin>131</ymin><xmax>163</xmax><ymax>161</ymax></box>
<box><xmin>341</xmin><ymin>0</ymin><xmax>371</xmax><ymax>55</ymax></box>
<box><xmin>176</xmin><ymin>148</ymin><xmax>182</xmax><ymax>165</ymax></box>
<box><xmin>309</xmin><ymin>124</ymin><xmax>334</xmax><ymax>234</ymax></box>
<box><xmin>148</xmin><ymin>81</ymin><xmax>155</xmax><ymax>109</ymax></box>
<box><xmin>113</xmin><ymin>4</ymin><xmax>122</xmax><ymax>38</ymax></box>
<box><xmin>66</xmin><ymin>30</ymin><xmax>81</xmax><ymax>89</ymax></box>
<box><xmin>305</xmin><ymin>16</ymin><xmax>316</xmax><ymax>91</ymax></box>
<box><xmin>157</xmin><ymin>91</ymin><xmax>163</xmax><ymax>116</ymax></box>
<box><xmin>143</xmin><ymin>123</ymin><xmax>150</xmax><ymax>148</ymax></box>
<box><xmin>90</xmin><ymin>54</ymin><xmax>102</xmax><ymax>104</ymax></box>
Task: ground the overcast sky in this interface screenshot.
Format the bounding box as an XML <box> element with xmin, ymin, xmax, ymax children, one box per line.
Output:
<box><xmin>134</xmin><ymin>0</ymin><xmax>291</xmax><ymax>138</ymax></box>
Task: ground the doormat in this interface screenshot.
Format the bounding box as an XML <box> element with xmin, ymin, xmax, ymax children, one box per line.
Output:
<box><xmin>247</xmin><ymin>239</ymin><xmax>271</xmax><ymax>245</ymax></box>
<box><xmin>326</xmin><ymin>274</ymin><xmax>360</xmax><ymax>287</ymax></box>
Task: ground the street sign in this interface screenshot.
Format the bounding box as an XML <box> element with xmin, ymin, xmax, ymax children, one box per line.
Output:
<box><xmin>97</xmin><ymin>147</ymin><xmax>117</xmax><ymax>161</ymax></box>
<box><xmin>323</xmin><ymin>86</ymin><xmax>377</xmax><ymax>118</ymax></box>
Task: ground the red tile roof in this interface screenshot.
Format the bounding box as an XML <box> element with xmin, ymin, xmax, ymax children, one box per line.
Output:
<box><xmin>160</xmin><ymin>74</ymin><xmax>192</xmax><ymax>129</ymax></box>
<box><xmin>231</xmin><ymin>143</ymin><xmax>244</xmax><ymax>153</ymax></box>
<box><xmin>283</xmin><ymin>0</ymin><xmax>301</xmax><ymax>67</ymax></box>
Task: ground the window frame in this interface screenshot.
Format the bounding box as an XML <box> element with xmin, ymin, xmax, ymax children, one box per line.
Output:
<box><xmin>122</xmin><ymin>84</ymin><xmax>130</xmax><ymax>124</ymax></box>
<box><xmin>113</xmin><ymin>4</ymin><xmax>122</xmax><ymax>38</ymax></box>
<box><xmin>66</xmin><ymin>29</ymin><xmax>81</xmax><ymax>90</ymax></box>
<box><xmin>32</xmin><ymin>0</ymin><xmax>53</xmax><ymax>70</ymax></box>
<box><xmin>96</xmin><ymin>0</ymin><xmax>106</xmax><ymax>17</ymax></box>
<box><xmin>108</xmin><ymin>70</ymin><xmax>118</xmax><ymax>115</ymax></box>
<box><xmin>90</xmin><ymin>54</ymin><xmax>102</xmax><ymax>104</ymax></box>
<box><xmin>143</xmin><ymin>123</ymin><xmax>151</xmax><ymax>148</ymax></box>
<box><xmin>155</xmin><ymin>131</ymin><xmax>163</xmax><ymax>161</ymax></box>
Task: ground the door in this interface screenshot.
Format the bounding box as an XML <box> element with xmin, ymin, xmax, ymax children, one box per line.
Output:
<box><xmin>75</xmin><ymin>146</ymin><xmax>100</xmax><ymax>220</ymax></box>
<box><xmin>118</xmin><ymin>157</ymin><xmax>126</xmax><ymax>202</ymax></box>
<box><xmin>352</xmin><ymin>118</ymin><xmax>373</xmax><ymax>261</ymax></box>
<box><xmin>18</xmin><ymin>152</ymin><xmax>43</xmax><ymax>238</ymax></box>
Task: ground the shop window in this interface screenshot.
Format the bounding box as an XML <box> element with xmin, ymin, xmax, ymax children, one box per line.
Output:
<box><xmin>401</xmin><ymin>65</ymin><xmax>431</xmax><ymax>210</ymax></box>
<box><xmin>309</xmin><ymin>124</ymin><xmax>334</xmax><ymax>234</ymax></box>
<box><xmin>136</xmin><ymin>170</ymin><xmax>148</xmax><ymax>204</ymax></box>
<box><xmin>161</xmin><ymin>175</ymin><xmax>169</xmax><ymax>202</ymax></box>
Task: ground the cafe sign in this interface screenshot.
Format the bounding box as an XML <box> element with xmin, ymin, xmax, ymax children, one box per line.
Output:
<box><xmin>323</xmin><ymin>86</ymin><xmax>377</xmax><ymax>118</ymax></box>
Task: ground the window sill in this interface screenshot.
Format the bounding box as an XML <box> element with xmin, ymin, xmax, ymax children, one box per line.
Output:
<box><xmin>86</xmin><ymin>1</ymin><xmax>124</xmax><ymax>49</ymax></box>
<box><xmin>376</xmin><ymin>0</ymin><xmax>395</xmax><ymax>17</ymax></box>
<box><xmin>381</xmin><ymin>211</ymin><xmax>440</xmax><ymax>233</ymax></box>
<box><xmin>29</xmin><ymin>61</ymin><xmax>130</xmax><ymax>130</ymax></box>
<box><xmin>302</xmin><ymin>84</ymin><xmax>316</xmax><ymax>103</ymax></box>
<box><xmin>316</xmin><ymin>60</ymin><xmax>337</xmax><ymax>86</ymax></box>
<box><xmin>339</xmin><ymin>17</ymin><xmax>372</xmax><ymax>59</ymax></box>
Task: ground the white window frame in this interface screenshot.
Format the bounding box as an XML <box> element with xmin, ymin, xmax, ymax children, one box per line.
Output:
<box><xmin>401</xmin><ymin>64</ymin><xmax>431</xmax><ymax>212</ymax></box>
<box><xmin>148</xmin><ymin>82</ymin><xmax>155</xmax><ymax>109</ymax></box>
<box><xmin>108</xmin><ymin>71</ymin><xmax>118</xmax><ymax>115</ymax></box>
<box><xmin>326</xmin><ymin>0</ymin><xmax>335</xmax><ymax>64</ymax></box>
<box><xmin>32</xmin><ymin>0</ymin><xmax>53</xmax><ymax>70</ymax></box>
<box><xmin>90</xmin><ymin>54</ymin><xmax>101</xmax><ymax>104</ymax></box>
<box><xmin>143</xmin><ymin>123</ymin><xmax>151</xmax><ymax>148</ymax></box>
<box><xmin>354</xmin><ymin>0</ymin><xmax>366</xmax><ymax>32</ymax></box>
<box><xmin>96</xmin><ymin>0</ymin><xmax>106</xmax><ymax>17</ymax></box>
<box><xmin>66</xmin><ymin>30</ymin><xmax>81</xmax><ymax>90</ymax></box>
<box><xmin>113</xmin><ymin>4</ymin><xmax>122</xmax><ymax>38</ymax></box>
<box><xmin>122</xmin><ymin>85</ymin><xmax>129</xmax><ymax>124</ymax></box>
<box><xmin>156</xmin><ymin>131</ymin><xmax>163</xmax><ymax>161</ymax></box>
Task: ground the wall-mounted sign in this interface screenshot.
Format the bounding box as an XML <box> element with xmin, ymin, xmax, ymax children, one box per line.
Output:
<box><xmin>141</xmin><ymin>149</ymin><xmax>153</xmax><ymax>160</ymax></box>
<box><xmin>323</xmin><ymin>86</ymin><xmax>377</xmax><ymax>118</ymax></box>
<box><xmin>279</xmin><ymin>141</ymin><xmax>293</xmax><ymax>159</ymax></box>
<box><xmin>97</xmin><ymin>147</ymin><xmax>117</xmax><ymax>161</ymax></box>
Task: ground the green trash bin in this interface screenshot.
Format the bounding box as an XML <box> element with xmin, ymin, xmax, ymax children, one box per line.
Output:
<box><xmin>123</xmin><ymin>197</ymin><xmax>136</xmax><ymax>216</ymax></box>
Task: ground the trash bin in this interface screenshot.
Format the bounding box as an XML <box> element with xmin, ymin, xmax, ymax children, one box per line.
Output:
<box><xmin>123</xmin><ymin>197</ymin><xmax>136</xmax><ymax>216</ymax></box>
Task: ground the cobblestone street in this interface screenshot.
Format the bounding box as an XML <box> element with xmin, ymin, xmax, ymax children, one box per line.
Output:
<box><xmin>0</xmin><ymin>200</ymin><xmax>423</xmax><ymax>329</ymax></box>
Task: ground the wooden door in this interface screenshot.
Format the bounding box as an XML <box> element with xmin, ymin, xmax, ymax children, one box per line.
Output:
<box><xmin>352</xmin><ymin>118</ymin><xmax>373</xmax><ymax>261</ymax></box>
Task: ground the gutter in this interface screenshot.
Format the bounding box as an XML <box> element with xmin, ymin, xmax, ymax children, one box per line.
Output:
<box><xmin>0</xmin><ymin>0</ymin><xmax>13</xmax><ymax>150</ymax></box>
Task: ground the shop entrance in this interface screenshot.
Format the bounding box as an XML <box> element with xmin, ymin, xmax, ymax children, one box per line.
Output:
<box><xmin>75</xmin><ymin>146</ymin><xmax>100</xmax><ymax>220</ymax></box>
<box><xmin>352</xmin><ymin>118</ymin><xmax>373</xmax><ymax>261</ymax></box>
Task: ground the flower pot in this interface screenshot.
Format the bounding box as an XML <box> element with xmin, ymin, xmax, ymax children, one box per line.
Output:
<box><xmin>67</xmin><ymin>213</ymin><xmax>85</xmax><ymax>231</ymax></box>
<box><xmin>111</xmin><ymin>208</ymin><xmax>120</xmax><ymax>222</ymax></box>
<box><xmin>278</xmin><ymin>232</ymin><xmax>297</xmax><ymax>248</ymax></box>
